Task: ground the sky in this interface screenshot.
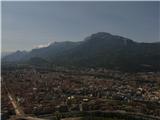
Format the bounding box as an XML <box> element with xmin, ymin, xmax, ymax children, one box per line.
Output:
<box><xmin>2</xmin><ymin>1</ymin><xmax>160</xmax><ymax>52</ymax></box>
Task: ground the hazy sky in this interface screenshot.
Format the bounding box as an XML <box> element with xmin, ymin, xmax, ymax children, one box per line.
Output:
<box><xmin>2</xmin><ymin>1</ymin><xmax>160</xmax><ymax>52</ymax></box>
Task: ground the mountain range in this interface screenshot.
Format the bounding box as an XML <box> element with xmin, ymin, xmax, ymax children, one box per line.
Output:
<box><xmin>2</xmin><ymin>32</ymin><xmax>160</xmax><ymax>72</ymax></box>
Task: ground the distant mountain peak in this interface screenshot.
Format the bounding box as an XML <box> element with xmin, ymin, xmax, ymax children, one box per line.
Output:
<box><xmin>89</xmin><ymin>32</ymin><xmax>112</xmax><ymax>39</ymax></box>
<box><xmin>2</xmin><ymin>32</ymin><xmax>160</xmax><ymax>72</ymax></box>
<box><xmin>91</xmin><ymin>32</ymin><xmax>112</xmax><ymax>36</ymax></box>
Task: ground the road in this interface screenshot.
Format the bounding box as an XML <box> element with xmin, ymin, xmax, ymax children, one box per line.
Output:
<box><xmin>4</xmin><ymin>81</ymin><xmax>47</xmax><ymax>120</ymax></box>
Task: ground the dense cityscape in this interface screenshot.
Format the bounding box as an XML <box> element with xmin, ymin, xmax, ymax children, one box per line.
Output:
<box><xmin>2</xmin><ymin>67</ymin><xmax>160</xmax><ymax>120</ymax></box>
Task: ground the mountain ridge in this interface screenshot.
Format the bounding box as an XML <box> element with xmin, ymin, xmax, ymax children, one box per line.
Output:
<box><xmin>3</xmin><ymin>32</ymin><xmax>160</xmax><ymax>72</ymax></box>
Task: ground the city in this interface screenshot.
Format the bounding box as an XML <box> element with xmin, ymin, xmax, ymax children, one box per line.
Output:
<box><xmin>2</xmin><ymin>67</ymin><xmax>160</xmax><ymax>120</ymax></box>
